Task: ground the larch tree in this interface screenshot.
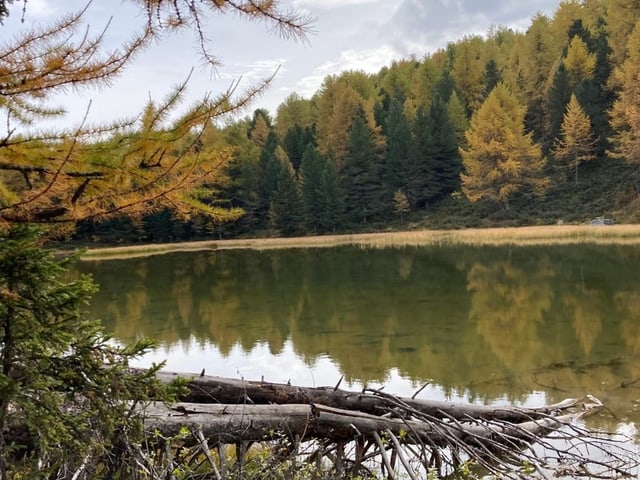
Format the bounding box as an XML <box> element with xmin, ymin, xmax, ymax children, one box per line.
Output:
<box><xmin>552</xmin><ymin>94</ymin><xmax>597</xmax><ymax>185</ymax></box>
<box><xmin>460</xmin><ymin>83</ymin><xmax>548</xmax><ymax>211</ymax></box>
<box><xmin>274</xmin><ymin>92</ymin><xmax>316</xmax><ymax>141</ymax></box>
<box><xmin>450</xmin><ymin>35</ymin><xmax>487</xmax><ymax>114</ymax></box>
<box><xmin>519</xmin><ymin>13</ymin><xmax>558</xmax><ymax>141</ymax></box>
<box><xmin>0</xmin><ymin>1</ymin><xmax>311</xmax><ymax>229</ymax></box>
<box><xmin>564</xmin><ymin>36</ymin><xmax>597</xmax><ymax>89</ymax></box>
<box><xmin>605</xmin><ymin>0</ymin><xmax>640</xmax><ymax>67</ymax></box>
<box><xmin>0</xmin><ymin>1</ymin><xmax>311</xmax><ymax>477</ymax></box>
<box><xmin>610</xmin><ymin>19</ymin><xmax>640</xmax><ymax>174</ymax></box>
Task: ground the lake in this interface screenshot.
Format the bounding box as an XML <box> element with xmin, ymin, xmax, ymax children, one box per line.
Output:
<box><xmin>76</xmin><ymin>243</ymin><xmax>640</xmax><ymax>440</ymax></box>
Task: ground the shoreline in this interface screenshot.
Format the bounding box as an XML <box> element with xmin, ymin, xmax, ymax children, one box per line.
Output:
<box><xmin>75</xmin><ymin>224</ymin><xmax>640</xmax><ymax>260</ymax></box>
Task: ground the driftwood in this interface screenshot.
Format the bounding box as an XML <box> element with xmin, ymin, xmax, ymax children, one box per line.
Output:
<box><xmin>135</xmin><ymin>369</ymin><xmax>640</xmax><ymax>479</ymax></box>
<box><xmin>149</xmin><ymin>369</ymin><xmax>582</xmax><ymax>423</ymax></box>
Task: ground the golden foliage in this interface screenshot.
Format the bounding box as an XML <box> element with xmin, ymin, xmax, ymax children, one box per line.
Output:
<box><xmin>552</xmin><ymin>94</ymin><xmax>597</xmax><ymax>184</ymax></box>
<box><xmin>460</xmin><ymin>83</ymin><xmax>548</xmax><ymax>209</ymax></box>
<box><xmin>0</xmin><ymin>1</ymin><xmax>312</xmax><ymax>229</ymax></box>
<box><xmin>610</xmin><ymin>19</ymin><xmax>640</xmax><ymax>165</ymax></box>
<box><xmin>564</xmin><ymin>36</ymin><xmax>596</xmax><ymax>88</ymax></box>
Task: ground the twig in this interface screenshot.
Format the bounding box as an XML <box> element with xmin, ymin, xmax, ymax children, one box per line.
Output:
<box><xmin>385</xmin><ymin>429</ymin><xmax>419</xmax><ymax>480</ymax></box>
<box><xmin>194</xmin><ymin>429</ymin><xmax>221</xmax><ymax>480</ymax></box>
<box><xmin>372</xmin><ymin>431</ymin><xmax>395</xmax><ymax>480</ymax></box>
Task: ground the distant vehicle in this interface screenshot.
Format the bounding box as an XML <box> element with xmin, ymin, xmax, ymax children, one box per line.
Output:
<box><xmin>589</xmin><ymin>217</ymin><xmax>614</xmax><ymax>225</ymax></box>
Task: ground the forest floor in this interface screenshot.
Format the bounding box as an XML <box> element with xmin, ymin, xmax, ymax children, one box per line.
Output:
<box><xmin>76</xmin><ymin>224</ymin><xmax>640</xmax><ymax>260</ymax></box>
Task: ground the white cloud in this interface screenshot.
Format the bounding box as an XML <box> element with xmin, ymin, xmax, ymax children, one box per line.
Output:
<box><xmin>315</xmin><ymin>46</ymin><xmax>400</xmax><ymax>76</ymax></box>
<box><xmin>288</xmin><ymin>45</ymin><xmax>400</xmax><ymax>100</ymax></box>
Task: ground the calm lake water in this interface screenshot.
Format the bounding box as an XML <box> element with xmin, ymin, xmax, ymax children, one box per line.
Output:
<box><xmin>76</xmin><ymin>244</ymin><xmax>640</xmax><ymax>440</ymax></box>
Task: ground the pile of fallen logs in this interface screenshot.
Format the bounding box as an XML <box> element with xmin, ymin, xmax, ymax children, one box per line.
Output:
<box><xmin>138</xmin><ymin>370</ymin><xmax>639</xmax><ymax>479</ymax></box>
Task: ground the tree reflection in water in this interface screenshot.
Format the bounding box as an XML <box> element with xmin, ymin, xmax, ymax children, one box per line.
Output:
<box><xmin>76</xmin><ymin>244</ymin><xmax>640</xmax><ymax>437</ymax></box>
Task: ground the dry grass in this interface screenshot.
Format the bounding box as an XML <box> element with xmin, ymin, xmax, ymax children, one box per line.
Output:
<box><xmin>76</xmin><ymin>225</ymin><xmax>640</xmax><ymax>260</ymax></box>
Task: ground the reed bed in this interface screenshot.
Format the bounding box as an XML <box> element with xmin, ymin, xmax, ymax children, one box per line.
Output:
<box><xmin>77</xmin><ymin>224</ymin><xmax>640</xmax><ymax>260</ymax></box>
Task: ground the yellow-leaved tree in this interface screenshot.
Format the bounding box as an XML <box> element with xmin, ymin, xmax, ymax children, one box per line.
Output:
<box><xmin>552</xmin><ymin>93</ymin><xmax>597</xmax><ymax>186</ymax></box>
<box><xmin>610</xmin><ymin>19</ymin><xmax>640</xmax><ymax>173</ymax></box>
<box><xmin>0</xmin><ymin>1</ymin><xmax>311</xmax><ymax>229</ymax></box>
<box><xmin>0</xmin><ymin>2</ymin><xmax>311</xmax><ymax>477</ymax></box>
<box><xmin>460</xmin><ymin>83</ymin><xmax>548</xmax><ymax>210</ymax></box>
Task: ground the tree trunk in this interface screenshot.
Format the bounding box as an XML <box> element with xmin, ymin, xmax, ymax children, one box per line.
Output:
<box><xmin>146</xmin><ymin>369</ymin><xmax>582</xmax><ymax>423</ymax></box>
<box><xmin>142</xmin><ymin>401</ymin><xmax>581</xmax><ymax>447</ymax></box>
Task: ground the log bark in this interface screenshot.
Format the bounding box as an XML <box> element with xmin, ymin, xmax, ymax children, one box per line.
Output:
<box><xmin>142</xmin><ymin>401</ymin><xmax>581</xmax><ymax>447</ymax></box>
<box><xmin>145</xmin><ymin>369</ymin><xmax>583</xmax><ymax>423</ymax></box>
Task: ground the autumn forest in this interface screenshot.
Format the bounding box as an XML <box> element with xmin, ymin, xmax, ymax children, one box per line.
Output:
<box><xmin>4</xmin><ymin>0</ymin><xmax>640</xmax><ymax>244</ymax></box>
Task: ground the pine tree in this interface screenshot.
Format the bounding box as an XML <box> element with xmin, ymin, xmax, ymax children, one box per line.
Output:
<box><xmin>300</xmin><ymin>144</ymin><xmax>327</xmax><ymax>231</ymax></box>
<box><xmin>460</xmin><ymin>83</ymin><xmax>548</xmax><ymax>210</ymax></box>
<box><xmin>482</xmin><ymin>59</ymin><xmax>502</xmax><ymax>99</ymax></box>
<box><xmin>268</xmin><ymin>152</ymin><xmax>302</xmax><ymax>236</ymax></box>
<box><xmin>552</xmin><ymin>94</ymin><xmax>597</xmax><ymax>185</ymax></box>
<box><xmin>250</xmin><ymin>110</ymin><xmax>272</xmax><ymax>148</ymax></box>
<box><xmin>382</xmin><ymin>98</ymin><xmax>412</xmax><ymax>195</ymax></box>
<box><xmin>424</xmin><ymin>97</ymin><xmax>462</xmax><ymax>201</ymax></box>
<box><xmin>343</xmin><ymin>109</ymin><xmax>383</xmax><ymax>223</ymax></box>
<box><xmin>0</xmin><ymin>227</ymin><xmax>162</xmax><ymax>475</ymax></box>
<box><xmin>256</xmin><ymin>130</ymin><xmax>280</xmax><ymax>227</ymax></box>
<box><xmin>407</xmin><ymin>99</ymin><xmax>461</xmax><ymax>208</ymax></box>
<box><xmin>282</xmin><ymin>124</ymin><xmax>314</xmax><ymax>171</ymax></box>
<box><xmin>406</xmin><ymin>106</ymin><xmax>434</xmax><ymax>208</ymax></box>
<box><xmin>318</xmin><ymin>160</ymin><xmax>345</xmax><ymax>232</ymax></box>
<box><xmin>447</xmin><ymin>91</ymin><xmax>470</xmax><ymax>146</ymax></box>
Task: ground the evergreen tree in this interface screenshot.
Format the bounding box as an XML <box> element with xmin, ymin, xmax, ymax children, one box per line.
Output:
<box><xmin>269</xmin><ymin>152</ymin><xmax>302</xmax><ymax>236</ymax></box>
<box><xmin>300</xmin><ymin>144</ymin><xmax>347</xmax><ymax>233</ymax></box>
<box><xmin>319</xmin><ymin>160</ymin><xmax>346</xmax><ymax>232</ymax></box>
<box><xmin>447</xmin><ymin>91</ymin><xmax>470</xmax><ymax>146</ymax></box>
<box><xmin>424</xmin><ymin>97</ymin><xmax>462</xmax><ymax>201</ymax></box>
<box><xmin>342</xmin><ymin>109</ymin><xmax>384</xmax><ymax>223</ymax></box>
<box><xmin>407</xmin><ymin>99</ymin><xmax>461</xmax><ymax>208</ymax></box>
<box><xmin>406</xmin><ymin>106</ymin><xmax>433</xmax><ymax>208</ymax></box>
<box><xmin>300</xmin><ymin>144</ymin><xmax>327</xmax><ymax>231</ymax></box>
<box><xmin>382</xmin><ymin>98</ymin><xmax>412</xmax><ymax>196</ymax></box>
<box><xmin>256</xmin><ymin>130</ymin><xmax>280</xmax><ymax>228</ymax></box>
<box><xmin>249</xmin><ymin>109</ymin><xmax>273</xmax><ymax>148</ymax></box>
<box><xmin>282</xmin><ymin>124</ymin><xmax>314</xmax><ymax>171</ymax></box>
<box><xmin>482</xmin><ymin>59</ymin><xmax>502</xmax><ymax>99</ymax></box>
<box><xmin>573</xmin><ymin>18</ymin><xmax>615</xmax><ymax>155</ymax></box>
<box><xmin>552</xmin><ymin>94</ymin><xmax>597</xmax><ymax>185</ymax></box>
<box><xmin>460</xmin><ymin>83</ymin><xmax>548</xmax><ymax>210</ymax></box>
<box><xmin>0</xmin><ymin>227</ymin><xmax>161</xmax><ymax>476</ymax></box>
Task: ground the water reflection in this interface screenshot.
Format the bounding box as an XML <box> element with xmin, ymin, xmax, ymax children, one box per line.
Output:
<box><xmin>76</xmin><ymin>244</ymin><xmax>640</xmax><ymax>431</ymax></box>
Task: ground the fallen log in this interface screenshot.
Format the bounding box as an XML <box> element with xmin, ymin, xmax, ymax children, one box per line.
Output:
<box><xmin>145</xmin><ymin>369</ymin><xmax>580</xmax><ymax>423</ymax></box>
<box><xmin>140</xmin><ymin>395</ymin><xmax>637</xmax><ymax>479</ymax></box>
<box><xmin>142</xmin><ymin>401</ymin><xmax>583</xmax><ymax>447</ymax></box>
<box><xmin>135</xmin><ymin>369</ymin><xmax>640</xmax><ymax>478</ymax></box>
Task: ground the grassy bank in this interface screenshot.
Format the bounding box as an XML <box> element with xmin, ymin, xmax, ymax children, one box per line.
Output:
<box><xmin>77</xmin><ymin>224</ymin><xmax>640</xmax><ymax>260</ymax></box>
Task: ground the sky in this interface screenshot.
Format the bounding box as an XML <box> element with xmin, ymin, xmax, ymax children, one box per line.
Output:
<box><xmin>1</xmin><ymin>0</ymin><xmax>561</xmax><ymax>128</ymax></box>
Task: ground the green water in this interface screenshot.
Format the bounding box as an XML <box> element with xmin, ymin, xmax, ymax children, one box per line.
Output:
<box><xmin>76</xmin><ymin>244</ymin><xmax>640</xmax><ymax>436</ymax></box>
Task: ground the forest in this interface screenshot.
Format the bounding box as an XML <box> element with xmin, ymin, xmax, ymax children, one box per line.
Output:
<box><xmin>68</xmin><ymin>0</ymin><xmax>640</xmax><ymax>244</ymax></box>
